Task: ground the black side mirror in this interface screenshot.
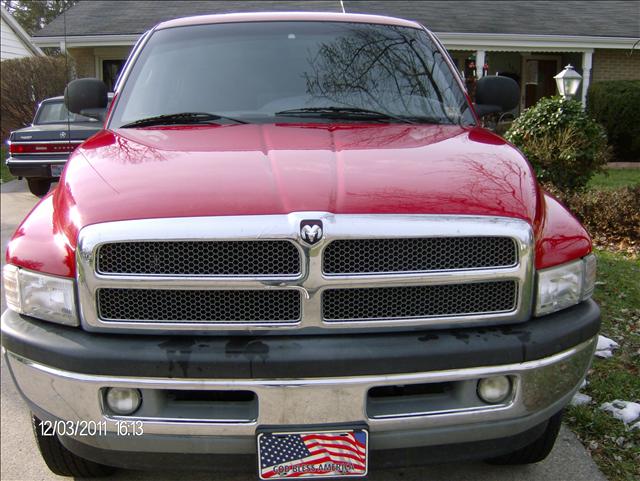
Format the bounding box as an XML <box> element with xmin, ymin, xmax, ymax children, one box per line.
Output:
<box><xmin>474</xmin><ymin>76</ymin><xmax>520</xmax><ymax>117</ymax></box>
<box><xmin>64</xmin><ymin>78</ymin><xmax>108</xmax><ymax>121</ymax></box>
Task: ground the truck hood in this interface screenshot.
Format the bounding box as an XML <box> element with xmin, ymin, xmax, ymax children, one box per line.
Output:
<box><xmin>55</xmin><ymin>123</ymin><xmax>541</xmax><ymax>243</ymax></box>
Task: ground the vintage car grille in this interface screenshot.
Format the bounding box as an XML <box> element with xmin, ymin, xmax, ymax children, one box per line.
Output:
<box><xmin>323</xmin><ymin>237</ymin><xmax>517</xmax><ymax>274</ymax></box>
<box><xmin>77</xmin><ymin>214</ymin><xmax>534</xmax><ymax>332</ymax></box>
<box><xmin>98</xmin><ymin>288</ymin><xmax>301</xmax><ymax>323</ymax></box>
<box><xmin>323</xmin><ymin>281</ymin><xmax>518</xmax><ymax>321</ymax></box>
<box><xmin>97</xmin><ymin>240</ymin><xmax>300</xmax><ymax>276</ymax></box>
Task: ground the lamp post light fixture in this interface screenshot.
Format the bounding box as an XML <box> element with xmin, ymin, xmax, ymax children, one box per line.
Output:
<box><xmin>554</xmin><ymin>64</ymin><xmax>583</xmax><ymax>99</ymax></box>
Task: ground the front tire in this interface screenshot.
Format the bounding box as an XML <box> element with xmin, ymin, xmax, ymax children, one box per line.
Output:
<box><xmin>27</xmin><ymin>178</ymin><xmax>51</xmax><ymax>197</ymax></box>
<box><xmin>32</xmin><ymin>415</ymin><xmax>115</xmax><ymax>477</ymax></box>
<box><xmin>486</xmin><ymin>410</ymin><xmax>563</xmax><ymax>465</ymax></box>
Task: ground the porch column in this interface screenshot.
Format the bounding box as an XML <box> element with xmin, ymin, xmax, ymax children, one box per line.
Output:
<box><xmin>581</xmin><ymin>50</ymin><xmax>593</xmax><ymax>108</ymax></box>
<box><xmin>475</xmin><ymin>50</ymin><xmax>486</xmax><ymax>78</ymax></box>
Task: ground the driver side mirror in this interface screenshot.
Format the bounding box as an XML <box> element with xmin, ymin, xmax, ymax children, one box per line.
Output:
<box><xmin>64</xmin><ymin>78</ymin><xmax>109</xmax><ymax>122</ymax></box>
<box><xmin>474</xmin><ymin>76</ymin><xmax>520</xmax><ymax>117</ymax></box>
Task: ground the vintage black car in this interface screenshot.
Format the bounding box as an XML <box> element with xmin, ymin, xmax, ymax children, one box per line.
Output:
<box><xmin>5</xmin><ymin>95</ymin><xmax>111</xmax><ymax>196</ymax></box>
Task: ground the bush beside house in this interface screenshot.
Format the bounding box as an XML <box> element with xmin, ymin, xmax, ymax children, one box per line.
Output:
<box><xmin>0</xmin><ymin>55</ymin><xmax>74</xmax><ymax>140</ymax></box>
<box><xmin>588</xmin><ymin>80</ymin><xmax>640</xmax><ymax>162</ymax></box>
<box><xmin>505</xmin><ymin>96</ymin><xmax>611</xmax><ymax>193</ymax></box>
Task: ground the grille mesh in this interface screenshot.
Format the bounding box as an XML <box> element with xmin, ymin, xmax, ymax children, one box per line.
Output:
<box><xmin>98</xmin><ymin>289</ymin><xmax>301</xmax><ymax>323</ymax></box>
<box><xmin>322</xmin><ymin>281</ymin><xmax>517</xmax><ymax>321</ymax></box>
<box><xmin>97</xmin><ymin>240</ymin><xmax>300</xmax><ymax>276</ymax></box>
<box><xmin>323</xmin><ymin>237</ymin><xmax>517</xmax><ymax>274</ymax></box>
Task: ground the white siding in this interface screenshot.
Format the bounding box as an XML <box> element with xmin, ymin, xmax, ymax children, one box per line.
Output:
<box><xmin>1</xmin><ymin>16</ymin><xmax>33</xmax><ymax>60</ymax></box>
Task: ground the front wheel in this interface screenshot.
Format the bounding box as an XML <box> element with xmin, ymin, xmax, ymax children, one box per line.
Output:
<box><xmin>486</xmin><ymin>410</ymin><xmax>563</xmax><ymax>465</ymax></box>
<box><xmin>27</xmin><ymin>178</ymin><xmax>51</xmax><ymax>197</ymax></box>
<box><xmin>32</xmin><ymin>415</ymin><xmax>115</xmax><ymax>477</ymax></box>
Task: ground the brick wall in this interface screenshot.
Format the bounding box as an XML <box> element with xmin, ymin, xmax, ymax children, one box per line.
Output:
<box><xmin>592</xmin><ymin>49</ymin><xmax>640</xmax><ymax>82</ymax></box>
<box><xmin>68</xmin><ymin>47</ymin><xmax>96</xmax><ymax>78</ymax></box>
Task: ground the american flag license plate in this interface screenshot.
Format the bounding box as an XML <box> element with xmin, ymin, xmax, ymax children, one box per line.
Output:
<box><xmin>257</xmin><ymin>429</ymin><xmax>368</xmax><ymax>479</ymax></box>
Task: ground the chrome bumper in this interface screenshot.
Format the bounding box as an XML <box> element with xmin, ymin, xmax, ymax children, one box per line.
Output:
<box><xmin>6</xmin><ymin>155</ymin><xmax>67</xmax><ymax>164</ymax></box>
<box><xmin>5</xmin><ymin>336</ymin><xmax>596</xmax><ymax>452</ymax></box>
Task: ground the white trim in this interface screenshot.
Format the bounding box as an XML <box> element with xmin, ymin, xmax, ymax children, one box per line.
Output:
<box><xmin>581</xmin><ymin>51</ymin><xmax>594</xmax><ymax>108</ymax></box>
<box><xmin>32</xmin><ymin>34</ymin><xmax>140</xmax><ymax>48</ymax></box>
<box><xmin>1</xmin><ymin>6</ymin><xmax>43</xmax><ymax>56</ymax></box>
<box><xmin>475</xmin><ymin>50</ymin><xmax>485</xmax><ymax>79</ymax></box>
<box><xmin>31</xmin><ymin>32</ymin><xmax>640</xmax><ymax>52</ymax></box>
<box><xmin>436</xmin><ymin>32</ymin><xmax>639</xmax><ymax>52</ymax></box>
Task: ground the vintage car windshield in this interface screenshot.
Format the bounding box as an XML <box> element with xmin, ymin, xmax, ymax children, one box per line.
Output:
<box><xmin>109</xmin><ymin>21</ymin><xmax>474</xmax><ymax>127</ymax></box>
<box><xmin>35</xmin><ymin>101</ymin><xmax>98</xmax><ymax>124</ymax></box>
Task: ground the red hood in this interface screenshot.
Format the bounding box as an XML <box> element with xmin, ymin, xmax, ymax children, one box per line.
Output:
<box><xmin>54</xmin><ymin>123</ymin><xmax>541</xmax><ymax>244</ymax></box>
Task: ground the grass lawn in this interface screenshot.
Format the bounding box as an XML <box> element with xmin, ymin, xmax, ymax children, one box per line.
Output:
<box><xmin>565</xmin><ymin>249</ymin><xmax>640</xmax><ymax>481</ymax></box>
<box><xmin>0</xmin><ymin>145</ymin><xmax>15</xmax><ymax>183</ymax></box>
<box><xmin>588</xmin><ymin>169</ymin><xmax>640</xmax><ymax>190</ymax></box>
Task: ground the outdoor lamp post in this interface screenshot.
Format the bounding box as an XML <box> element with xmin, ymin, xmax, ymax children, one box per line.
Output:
<box><xmin>554</xmin><ymin>64</ymin><xmax>583</xmax><ymax>99</ymax></box>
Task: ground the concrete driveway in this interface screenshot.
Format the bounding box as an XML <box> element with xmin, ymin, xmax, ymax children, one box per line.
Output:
<box><xmin>0</xmin><ymin>179</ymin><xmax>607</xmax><ymax>481</ymax></box>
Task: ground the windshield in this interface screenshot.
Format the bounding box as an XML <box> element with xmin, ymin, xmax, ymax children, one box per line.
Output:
<box><xmin>35</xmin><ymin>101</ymin><xmax>98</xmax><ymax>124</ymax></box>
<box><xmin>109</xmin><ymin>21</ymin><xmax>474</xmax><ymax>127</ymax></box>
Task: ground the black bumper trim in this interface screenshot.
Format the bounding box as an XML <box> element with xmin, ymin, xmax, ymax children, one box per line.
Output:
<box><xmin>6</xmin><ymin>161</ymin><xmax>60</xmax><ymax>178</ymax></box>
<box><xmin>1</xmin><ymin>300</ymin><xmax>600</xmax><ymax>379</ymax></box>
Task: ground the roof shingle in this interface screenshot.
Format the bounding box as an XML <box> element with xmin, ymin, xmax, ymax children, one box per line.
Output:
<box><xmin>34</xmin><ymin>0</ymin><xmax>640</xmax><ymax>38</ymax></box>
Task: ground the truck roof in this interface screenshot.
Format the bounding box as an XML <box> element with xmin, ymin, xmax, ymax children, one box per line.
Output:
<box><xmin>156</xmin><ymin>11</ymin><xmax>423</xmax><ymax>31</ymax></box>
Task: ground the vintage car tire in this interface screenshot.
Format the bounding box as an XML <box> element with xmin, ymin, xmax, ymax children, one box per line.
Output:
<box><xmin>27</xmin><ymin>178</ymin><xmax>52</xmax><ymax>197</ymax></box>
<box><xmin>486</xmin><ymin>410</ymin><xmax>563</xmax><ymax>465</ymax></box>
<box><xmin>32</xmin><ymin>415</ymin><xmax>115</xmax><ymax>477</ymax></box>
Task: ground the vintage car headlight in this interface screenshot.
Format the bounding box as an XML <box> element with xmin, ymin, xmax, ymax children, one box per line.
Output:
<box><xmin>535</xmin><ymin>254</ymin><xmax>596</xmax><ymax>316</ymax></box>
<box><xmin>2</xmin><ymin>264</ymin><xmax>78</xmax><ymax>326</ymax></box>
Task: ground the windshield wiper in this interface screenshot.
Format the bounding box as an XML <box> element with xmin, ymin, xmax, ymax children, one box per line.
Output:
<box><xmin>274</xmin><ymin>107</ymin><xmax>416</xmax><ymax>124</ymax></box>
<box><xmin>120</xmin><ymin>112</ymin><xmax>247</xmax><ymax>128</ymax></box>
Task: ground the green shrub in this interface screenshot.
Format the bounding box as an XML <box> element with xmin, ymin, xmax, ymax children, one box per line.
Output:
<box><xmin>505</xmin><ymin>96</ymin><xmax>610</xmax><ymax>192</ymax></box>
<box><xmin>588</xmin><ymin>80</ymin><xmax>640</xmax><ymax>162</ymax></box>
<box><xmin>547</xmin><ymin>183</ymin><xmax>640</xmax><ymax>241</ymax></box>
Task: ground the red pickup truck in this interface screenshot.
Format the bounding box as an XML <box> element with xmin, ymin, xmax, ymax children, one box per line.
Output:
<box><xmin>2</xmin><ymin>12</ymin><xmax>599</xmax><ymax>479</ymax></box>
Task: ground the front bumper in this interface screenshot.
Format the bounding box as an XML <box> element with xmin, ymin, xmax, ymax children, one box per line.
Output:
<box><xmin>2</xmin><ymin>300</ymin><xmax>599</xmax><ymax>461</ymax></box>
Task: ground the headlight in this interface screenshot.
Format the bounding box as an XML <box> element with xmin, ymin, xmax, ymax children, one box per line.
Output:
<box><xmin>535</xmin><ymin>254</ymin><xmax>596</xmax><ymax>316</ymax></box>
<box><xmin>2</xmin><ymin>264</ymin><xmax>78</xmax><ymax>326</ymax></box>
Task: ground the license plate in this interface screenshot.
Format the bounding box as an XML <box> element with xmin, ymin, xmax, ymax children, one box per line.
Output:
<box><xmin>51</xmin><ymin>164</ymin><xmax>64</xmax><ymax>177</ymax></box>
<box><xmin>257</xmin><ymin>429</ymin><xmax>368</xmax><ymax>479</ymax></box>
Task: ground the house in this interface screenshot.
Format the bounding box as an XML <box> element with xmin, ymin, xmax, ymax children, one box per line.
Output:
<box><xmin>31</xmin><ymin>0</ymin><xmax>639</xmax><ymax>107</ymax></box>
<box><xmin>1</xmin><ymin>6</ymin><xmax>43</xmax><ymax>60</ymax></box>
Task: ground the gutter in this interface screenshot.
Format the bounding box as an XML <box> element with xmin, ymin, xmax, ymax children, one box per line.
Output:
<box><xmin>30</xmin><ymin>31</ymin><xmax>639</xmax><ymax>53</ymax></box>
<box><xmin>435</xmin><ymin>32</ymin><xmax>639</xmax><ymax>52</ymax></box>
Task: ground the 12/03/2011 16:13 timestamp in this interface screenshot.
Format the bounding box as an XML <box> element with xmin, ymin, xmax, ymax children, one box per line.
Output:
<box><xmin>38</xmin><ymin>420</ymin><xmax>144</xmax><ymax>437</ymax></box>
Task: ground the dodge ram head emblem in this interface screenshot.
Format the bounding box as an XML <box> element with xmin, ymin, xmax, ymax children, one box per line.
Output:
<box><xmin>300</xmin><ymin>220</ymin><xmax>323</xmax><ymax>245</ymax></box>
<box><xmin>59</xmin><ymin>131</ymin><xmax>67</xmax><ymax>139</ymax></box>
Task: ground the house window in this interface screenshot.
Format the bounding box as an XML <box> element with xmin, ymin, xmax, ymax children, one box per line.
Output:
<box><xmin>102</xmin><ymin>59</ymin><xmax>124</xmax><ymax>91</ymax></box>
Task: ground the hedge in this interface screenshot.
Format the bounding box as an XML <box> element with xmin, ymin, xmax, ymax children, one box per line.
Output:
<box><xmin>505</xmin><ymin>96</ymin><xmax>610</xmax><ymax>192</ymax></box>
<box><xmin>587</xmin><ymin>80</ymin><xmax>640</xmax><ymax>162</ymax></box>
<box><xmin>0</xmin><ymin>55</ymin><xmax>74</xmax><ymax>141</ymax></box>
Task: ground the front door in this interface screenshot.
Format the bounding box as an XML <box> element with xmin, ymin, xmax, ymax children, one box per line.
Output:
<box><xmin>102</xmin><ymin>59</ymin><xmax>124</xmax><ymax>92</ymax></box>
<box><xmin>524</xmin><ymin>59</ymin><xmax>559</xmax><ymax>108</ymax></box>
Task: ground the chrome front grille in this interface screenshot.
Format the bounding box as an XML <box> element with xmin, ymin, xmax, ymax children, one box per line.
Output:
<box><xmin>323</xmin><ymin>281</ymin><xmax>518</xmax><ymax>321</ymax></box>
<box><xmin>77</xmin><ymin>213</ymin><xmax>534</xmax><ymax>333</ymax></box>
<box><xmin>98</xmin><ymin>288</ymin><xmax>301</xmax><ymax>323</ymax></box>
<box><xmin>323</xmin><ymin>237</ymin><xmax>517</xmax><ymax>274</ymax></box>
<box><xmin>97</xmin><ymin>240</ymin><xmax>300</xmax><ymax>276</ymax></box>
